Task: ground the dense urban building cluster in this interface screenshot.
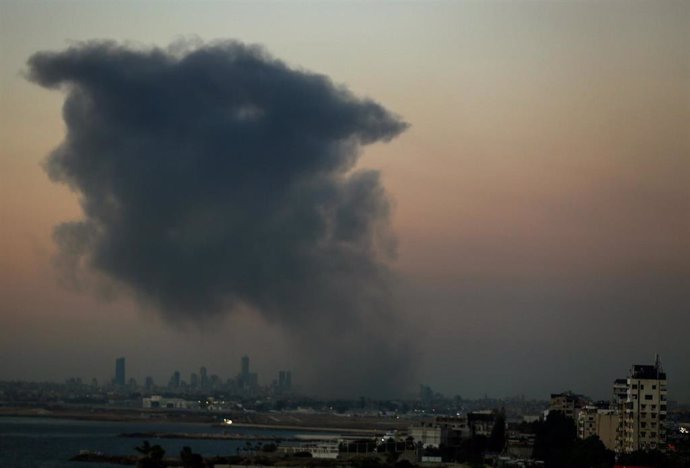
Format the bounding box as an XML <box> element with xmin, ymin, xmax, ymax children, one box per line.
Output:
<box><xmin>1</xmin><ymin>355</ymin><xmax>688</xmax><ymax>467</ymax></box>
<box><xmin>550</xmin><ymin>356</ymin><xmax>668</xmax><ymax>455</ymax></box>
<box><xmin>109</xmin><ymin>354</ymin><xmax>293</xmax><ymax>397</ymax></box>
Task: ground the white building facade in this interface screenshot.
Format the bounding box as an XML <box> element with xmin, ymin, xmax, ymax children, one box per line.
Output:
<box><xmin>618</xmin><ymin>356</ymin><xmax>667</xmax><ymax>453</ymax></box>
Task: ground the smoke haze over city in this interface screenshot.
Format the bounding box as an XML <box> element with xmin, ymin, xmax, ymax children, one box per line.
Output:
<box><xmin>26</xmin><ymin>40</ymin><xmax>411</xmax><ymax>397</ymax></box>
<box><xmin>1</xmin><ymin>1</ymin><xmax>689</xmax><ymax>402</ymax></box>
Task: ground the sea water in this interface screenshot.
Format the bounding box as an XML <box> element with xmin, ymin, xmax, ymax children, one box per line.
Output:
<box><xmin>0</xmin><ymin>416</ymin><xmax>298</xmax><ymax>468</ymax></box>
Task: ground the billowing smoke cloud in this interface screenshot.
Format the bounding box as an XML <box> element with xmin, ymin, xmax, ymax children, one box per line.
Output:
<box><xmin>28</xmin><ymin>40</ymin><xmax>412</xmax><ymax>396</ymax></box>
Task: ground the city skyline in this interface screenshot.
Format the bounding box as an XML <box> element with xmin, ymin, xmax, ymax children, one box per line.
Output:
<box><xmin>17</xmin><ymin>353</ymin><xmax>683</xmax><ymax>406</ymax></box>
<box><xmin>1</xmin><ymin>1</ymin><xmax>689</xmax><ymax>400</ymax></box>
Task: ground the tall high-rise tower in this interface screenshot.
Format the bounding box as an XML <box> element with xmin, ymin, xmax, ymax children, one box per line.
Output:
<box><xmin>200</xmin><ymin>366</ymin><xmax>208</xmax><ymax>389</ymax></box>
<box><xmin>617</xmin><ymin>355</ymin><xmax>667</xmax><ymax>452</ymax></box>
<box><xmin>238</xmin><ymin>355</ymin><xmax>258</xmax><ymax>391</ymax></box>
<box><xmin>241</xmin><ymin>355</ymin><xmax>250</xmax><ymax>377</ymax></box>
<box><xmin>115</xmin><ymin>357</ymin><xmax>126</xmax><ymax>386</ymax></box>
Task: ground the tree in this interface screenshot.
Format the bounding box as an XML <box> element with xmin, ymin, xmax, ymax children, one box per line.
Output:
<box><xmin>533</xmin><ymin>411</ymin><xmax>577</xmax><ymax>466</ymax></box>
<box><xmin>262</xmin><ymin>443</ymin><xmax>278</xmax><ymax>453</ymax></box>
<box><xmin>180</xmin><ymin>446</ymin><xmax>204</xmax><ymax>468</ymax></box>
<box><xmin>566</xmin><ymin>436</ymin><xmax>614</xmax><ymax>468</ymax></box>
<box><xmin>533</xmin><ymin>415</ymin><xmax>616</xmax><ymax>468</ymax></box>
<box><xmin>618</xmin><ymin>449</ymin><xmax>671</xmax><ymax>468</ymax></box>
<box><xmin>464</xmin><ymin>435</ymin><xmax>488</xmax><ymax>464</ymax></box>
<box><xmin>134</xmin><ymin>440</ymin><xmax>166</xmax><ymax>468</ymax></box>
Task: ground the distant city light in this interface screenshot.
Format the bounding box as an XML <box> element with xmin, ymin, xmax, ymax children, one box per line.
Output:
<box><xmin>223</xmin><ymin>418</ymin><xmax>233</xmax><ymax>425</ymax></box>
<box><xmin>681</xmin><ymin>427</ymin><xmax>689</xmax><ymax>434</ymax></box>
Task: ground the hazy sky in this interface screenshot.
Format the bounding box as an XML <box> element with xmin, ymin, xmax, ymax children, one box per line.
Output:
<box><xmin>1</xmin><ymin>1</ymin><xmax>688</xmax><ymax>401</ymax></box>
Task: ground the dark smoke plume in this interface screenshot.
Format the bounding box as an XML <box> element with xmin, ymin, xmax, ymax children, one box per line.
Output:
<box><xmin>28</xmin><ymin>40</ymin><xmax>411</xmax><ymax>396</ymax></box>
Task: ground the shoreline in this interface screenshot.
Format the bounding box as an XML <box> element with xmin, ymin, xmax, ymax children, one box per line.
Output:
<box><xmin>0</xmin><ymin>406</ymin><xmax>407</xmax><ymax>434</ymax></box>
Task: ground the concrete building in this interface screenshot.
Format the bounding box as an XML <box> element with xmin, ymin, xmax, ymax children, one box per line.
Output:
<box><xmin>617</xmin><ymin>356</ymin><xmax>668</xmax><ymax>453</ymax></box>
<box><xmin>505</xmin><ymin>430</ymin><xmax>535</xmax><ymax>459</ymax></box>
<box><xmin>468</xmin><ymin>410</ymin><xmax>498</xmax><ymax>437</ymax></box>
<box><xmin>577</xmin><ymin>406</ymin><xmax>619</xmax><ymax>451</ymax></box>
<box><xmin>596</xmin><ymin>410</ymin><xmax>619</xmax><ymax>451</ymax></box>
<box><xmin>238</xmin><ymin>355</ymin><xmax>258</xmax><ymax>391</ymax></box>
<box><xmin>143</xmin><ymin>395</ymin><xmax>198</xmax><ymax>410</ymax></box>
<box><xmin>549</xmin><ymin>391</ymin><xmax>589</xmax><ymax>420</ymax></box>
<box><xmin>409</xmin><ymin>421</ymin><xmax>443</xmax><ymax>448</ymax></box>
<box><xmin>200</xmin><ymin>366</ymin><xmax>208</xmax><ymax>389</ymax></box>
<box><xmin>279</xmin><ymin>441</ymin><xmax>340</xmax><ymax>459</ymax></box>
<box><xmin>114</xmin><ymin>357</ymin><xmax>125</xmax><ymax>386</ymax></box>
<box><xmin>277</xmin><ymin>370</ymin><xmax>293</xmax><ymax>393</ymax></box>
<box><xmin>241</xmin><ymin>355</ymin><xmax>249</xmax><ymax>376</ymax></box>
<box><xmin>611</xmin><ymin>378</ymin><xmax>628</xmax><ymax>452</ymax></box>
<box><xmin>409</xmin><ymin>416</ymin><xmax>470</xmax><ymax>448</ymax></box>
<box><xmin>578</xmin><ymin>406</ymin><xmax>598</xmax><ymax>440</ymax></box>
<box><xmin>168</xmin><ymin>370</ymin><xmax>180</xmax><ymax>389</ymax></box>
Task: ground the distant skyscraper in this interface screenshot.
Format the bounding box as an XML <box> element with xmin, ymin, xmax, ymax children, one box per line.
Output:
<box><xmin>169</xmin><ymin>370</ymin><xmax>180</xmax><ymax>389</ymax></box>
<box><xmin>277</xmin><ymin>370</ymin><xmax>292</xmax><ymax>393</ymax></box>
<box><xmin>190</xmin><ymin>373</ymin><xmax>199</xmax><ymax>389</ymax></box>
<box><xmin>238</xmin><ymin>355</ymin><xmax>258</xmax><ymax>391</ymax></box>
<box><xmin>115</xmin><ymin>357</ymin><xmax>125</xmax><ymax>386</ymax></box>
<box><xmin>241</xmin><ymin>355</ymin><xmax>249</xmax><ymax>377</ymax></box>
<box><xmin>200</xmin><ymin>366</ymin><xmax>208</xmax><ymax>389</ymax></box>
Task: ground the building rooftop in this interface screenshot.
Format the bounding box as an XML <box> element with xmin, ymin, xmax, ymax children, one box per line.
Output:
<box><xmin>550</xmin><ymin>391</ymin><xmax>587</xmax><ymax>400</ymax></box>
<box><xmin>631</xmin><ymin>364</ymin><xmax>666</xmax><ymax>380</ymax></box>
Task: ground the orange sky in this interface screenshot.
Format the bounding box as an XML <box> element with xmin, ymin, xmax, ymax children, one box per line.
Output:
<box><xmin>1</xmin><ymin>0</ymin><xmax>688</xmax><ymax>399</ymax></box>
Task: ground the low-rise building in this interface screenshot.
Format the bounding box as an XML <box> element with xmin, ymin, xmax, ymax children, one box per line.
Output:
<box><xmin>550</xmin><ymin>391</ymin><xmax>589</xmax><ymax>420</ymax></box>
<box><xmin>577</xmin><ymin>406</ymin><xmax>619</xmax><ymax>451</ymax></box>
<box><xmin>409</xmin><ymin>415</ymin><xmax>470</xmax><ymax>448</ymax></box>
<box><xmin>468</xmin><ymin>410</ymin><xmax>497</xmax><ymax>437</ymax></box>
<box><xmin>409</xmin><ymin>421</ymin><xmax>442</xmax><ymax>448</ymax></box>
<box><xmin>596</xmin><ymin>410</ymin><xmax>619</xmax><ymax>451</ymax></box>
<box><xmin>578</xmin><ymin>405</ymin><xmax>598</xmax><ymax>440</ymax></box>
<box><xmin>505</xmin><ymin>430</ymin><xmax>535</xmax><ymax>459</ymax></box>
<box><xmin>142</xmin><ymin>395</ymin><xmax>198</xmax><ymax>410</ymax></box>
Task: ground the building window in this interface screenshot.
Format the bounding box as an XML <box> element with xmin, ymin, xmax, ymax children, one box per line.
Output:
<box><xmin>645</xmin><ymin>395</ymin><xmax>653</xmax><ymax>400</ymax></box>
<box><xmin>652</xmin><ymin>385</ymin><xmax>657</xmax><ymax>390</ymax></box>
